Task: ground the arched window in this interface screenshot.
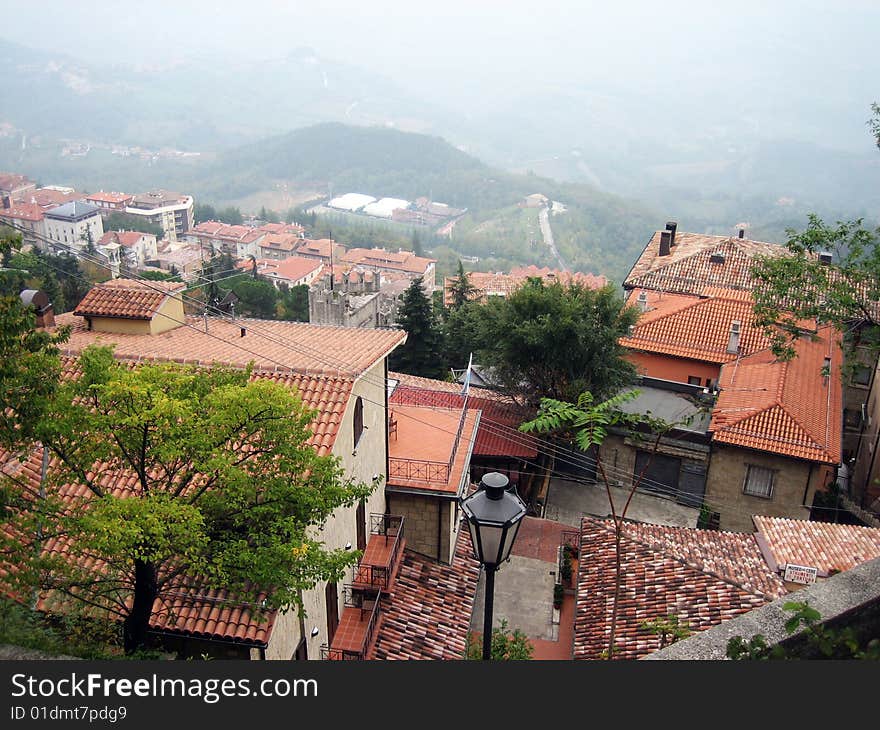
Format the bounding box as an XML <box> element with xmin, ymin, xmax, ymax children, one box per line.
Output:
<box><xmin>353</xmin><ymin>396</ymin><xmax>364</xmax><ymax>447</ymax></box>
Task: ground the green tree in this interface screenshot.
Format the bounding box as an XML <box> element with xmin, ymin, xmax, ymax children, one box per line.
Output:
<box><xmin>447</xmin><ymin>260</ymin><xmax>477</xmax><ymax>310</ymax></box>
<box><xmin>752</xmin><ymin>215</ymin><xmax>880</xmax><ymax>360</ymax></box>
<box><xmin>0</xmin><ymin>230</ymin><xmax>70</xmax><ymax>453</ymax></box>
<box><xmin>521</xmin><ymin>390</ymin><xmax>683</xmax><ymax>659</ymax></box>
<box><xmin>2</xmin><ymin>346</ymin><xmax>376</xmax><ymax>654</ymax></box>
<box><xmin>279</xmin><ymin>284</ymin><xmax>310</xmax><ymax>322</ymax></box>
<box><xmin>194</xmin><ymin>202</ymin><xmax>218</xmax><ymax>224</ymax></box>
<box><xmin>389</xmin><ymin>277</ymin><xmax>445</xmax><ymax>378</ymax></box>
<box><xmin>217</xmin><ymin>206</ymin><xmax>244</xmax><ymax>225</ymax></box>
<box><xmin>466</xmin><ymin>279</ymin><xmax>638</xmax><ymax>406</ymax></box>
<box><xmin>105</xmin><ymin>212</ymin><xmax>163</xmax><ymax>239</ymax></box>
<box><xmin>466</xmin><ymin>619</ymin><xmax>534</xmax><ymax>660</ymax></box>
<box><xmin>442</xmin><ymin>300</ymin><xmax>486</xmax><ymax>370</ymax></box>
<box><xmin>231</xmin><ymin>278</ymin><xmax>280</xmax><ymax>319</ymax></box>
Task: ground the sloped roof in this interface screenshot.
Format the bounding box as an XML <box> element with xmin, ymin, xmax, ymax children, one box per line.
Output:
<box><xmin>620</xmin><ymin>288</ymin><xmax>770</xmax><ymax>364</ymax></box>
<box><xmin>342</xmin><ymin>247</ymin><xmax>436</xmax><ymax>274</ymax></box>
<box><xmin>625</xmin><ymin>233</ymin><xmax>787</xmax><ymax>295</ymax></box>
<box><xmin>710</xmin><ymin>325</ymin><xmax>843</xmax><ymax>463</ymax></box>
<box><xmin>444</xmin><ymin>267</ymin><xmax>607</xmax><ymax>306</ymax></box>
<box><xmin>0</xmin><ymin>202</ymin><xmax>44</xmax><ymax>222</ymax></box>
<box><xmin>57</xmin><ymin>308</ymin><xmax>405</xmax><ymax>378</ymax></box>
<box><xmin>753</xmin><ymin>515</ymin><xmax>880</xmax><ymax>576</ymax></box>
<box><xmin>389</xmin><ymin>380</ymin><xmax>538</xmax><ymax>459</ymax></box>
<box><xmin>73</xmin><ymin>279</ymin><xmax>185</xmax><ymax>320</ymax></box>
<box><xmin>573</xmin><ymin>518</ymin><xmax>784</xmax><ymax>660</ymax></box>
<box><xmin>373</xmin><ymin>531</ymin><xmax>480</xmax><ymax>659</ymax></box>
<box><xmin>99</xmin><ymin>231</ymin><xmax>150</xmax><ymax>248</ymax></box>
<box><xmin>44</xmin><ymin>200</ymin><xmax>100</xmax><ymax>220</ymax></box>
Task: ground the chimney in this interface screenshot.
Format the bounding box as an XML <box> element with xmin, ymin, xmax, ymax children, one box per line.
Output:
<box><xmin>738</xmin><ymin>229</ymin><xmax>745</xmax><ymax>239</ymax></box>
<box><xmin>665</xmin><ymin>221</ymin><xmax>677</xmax><ymax>248</ymax></box>
<box><xmin>818</xmin><ymin>252</ymin><xmax>833</xmax><ymax>265</ymax></box>
<box><xmin>19</xmin><ymin>289</ymin><xmax>55</xmax><ymax>328</ymax></box>
<box><xmin>2</xmin><ymin>195</ymin><xmax>10</xmax><ymax>210</ymax></box>
<box><xmin>637</xmin><ymin>291</ymin><xmax>648</xmax><ymax>313</ymax></box>
<box><xmin>659</xmin><ymin>230</ymin><xmax>672</xmax><ymax>257</ymax></box>
<box><xmin>727</xmin><ymin>320</ymin><xmax>741</xmax><ymax>354</ymax></box>
<box><xmin>710</xmin><ymin>252</ymin><xmax>726</xmax><ymax>265</ymax></box>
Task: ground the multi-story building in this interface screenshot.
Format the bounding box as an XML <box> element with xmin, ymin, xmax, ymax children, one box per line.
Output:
<box><xmin>0</xmin><ymin>201</ymin><xmax>46</xmax><ymax>250</ymax></box>
<box><xmin>43</xmin><ymin>200</ymin><xmax>104</xmax><ymax>254</ymax></box>
<box><xmin>98</xmin><ymin>230</ymin><xmax>159</xmax><ymax>270</ymax></box>
<box><xmin>0</xmin><ymin>172</ymin><xmax>36</xmax><ymax>202</ymax></box>
<box><xmin>341</xmin><ymin>247</ymin><xmax>437</xmax><ymax>291</ymax></box>
<box><xmin>85</xmin><ymin>191</ymin><xmax>134</xmax><ymax>214</ymax></box>
<box><xmin>125</xmin><ymin>190</ymin><xmax>194</xmax><ymax>243</ymax></box>
<box><xmin>443</xmin><ymin>266</ymin><xmax>607</xmax><ymax>307</ymax></box>
<box><xmin>185</xmin><ymin>221</ymin><xmax>265</xmax><ymax>259</ymax></box>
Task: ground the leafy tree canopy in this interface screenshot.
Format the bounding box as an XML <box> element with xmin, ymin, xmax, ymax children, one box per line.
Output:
<box><xmin>449</xmin><ymin>279</ymin><xmax>638</xmax><ymax>406</ymax></box>
<box><xmin>389</xmin><ymin>276</ymin><xmax>445</xmax><ymax>379</ymax></box>
<box><xmin>2</xmin><ymin>345</ymin><xmax>375</xmax><ymax>653</ymax></box>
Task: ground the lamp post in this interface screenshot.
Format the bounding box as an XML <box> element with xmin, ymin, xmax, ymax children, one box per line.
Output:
<box><xmin>460</xmin><ymin>472</ymin><xmax>527</xmax><ymax>660</ymax></box>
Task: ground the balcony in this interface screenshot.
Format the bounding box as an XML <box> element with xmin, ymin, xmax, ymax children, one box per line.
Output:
<box><xmin>352</xmin><ymin>514</ymin><xmax>405</xmax><ymax>592</ymax></box>
<box><xmin>319</xmin><ymin>587</ymin><xmax>381</xmax><ymax>660</ymax></box>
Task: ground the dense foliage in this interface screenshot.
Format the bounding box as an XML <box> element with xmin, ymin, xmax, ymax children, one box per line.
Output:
<box><xmin>1</xmin><ymin>346</ymin><xmax>376</xmax><ymax>653</ymax></box>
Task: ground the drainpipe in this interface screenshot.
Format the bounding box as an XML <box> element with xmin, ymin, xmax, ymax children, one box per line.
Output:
<box><xmin>437</xmin><ymin>500</ymin><xmax>443</xmax><ymax>562</ymax></box>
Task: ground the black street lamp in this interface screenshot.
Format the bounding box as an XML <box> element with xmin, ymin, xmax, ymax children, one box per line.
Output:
<box><xmin>460</xmin><ymin>472</ymin><xmax>527</xmax><ymax>660</ymax></box>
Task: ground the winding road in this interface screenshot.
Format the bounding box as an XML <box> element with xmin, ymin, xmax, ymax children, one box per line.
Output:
<box><xmin>538</xmin><ymin>205</ymin><xmax>569</xmax><ymax>272</ymax></box>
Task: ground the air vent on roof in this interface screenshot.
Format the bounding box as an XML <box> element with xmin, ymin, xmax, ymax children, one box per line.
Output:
<box><xmin>727</xmin><ymin>320</ymin><xmax>741</xmax><ymax>354</ymax></box>
<box><xmin>738</xmin><ymin>229</ymin><xmax>745</xmax><ymax>239</ymax></box>
<box><xmin>710</xmin><ymin>252</ymin><xmax>726</xmax><ymax>265</ymax></box>
<box><xmin>818</xmin><ymin>252</ymin><xmax>833</xmax><ymax>265</ymax></box>
<box><xmin>637</xmin><ymin>291</ymin><xmax>648</xmax><ymax>312</ymax></box>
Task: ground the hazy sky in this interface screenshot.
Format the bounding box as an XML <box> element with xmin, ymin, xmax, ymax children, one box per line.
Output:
<box><xmin>3</xmin><ymin>1</ymin><xmax>879</xmax><ymax>150</ymax></box>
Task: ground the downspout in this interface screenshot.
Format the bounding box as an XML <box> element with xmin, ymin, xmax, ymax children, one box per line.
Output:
<box><xmin>437</xmin><ymin>500</ymin><xmax>443</xmax><ymax>562</ymax></box>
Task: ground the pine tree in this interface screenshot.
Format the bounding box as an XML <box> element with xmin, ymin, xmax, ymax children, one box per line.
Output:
<box><xmin>390</xmin><ymin>276</ymin><xmax>445</xmax><ymax>378</ymax></box>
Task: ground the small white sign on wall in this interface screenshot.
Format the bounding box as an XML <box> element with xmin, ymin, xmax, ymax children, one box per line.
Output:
<box><xmin>783</xmin><ymin>563</ymin><xmax>818</xmax><ymax>585</ymax></box>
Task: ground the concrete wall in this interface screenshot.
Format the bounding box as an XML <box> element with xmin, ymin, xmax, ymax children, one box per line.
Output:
<box><xmin>626</xmin><ymin>351</ymin><xmax>720</xmax><ymax>387</ymax></box>
<box><xmin>91</xmin><ymin>316</ymin><xmax>152</xmax><ymax>335</ymax></box>
<box><xmin>266</xmin><ymin>358</ymin><xmax>390</xmax><ymax>660</ymax></box>
<box><xmin>704</xmin><ymin>444</ymin><xmax>823</xmax><ymax>532</ymax></box>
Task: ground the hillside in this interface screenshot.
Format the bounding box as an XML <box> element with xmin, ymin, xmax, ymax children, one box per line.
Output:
<box><xmin>198</xmin><ymin>124</ymin><xmax>661</xmax><ymax>281</ymax></box>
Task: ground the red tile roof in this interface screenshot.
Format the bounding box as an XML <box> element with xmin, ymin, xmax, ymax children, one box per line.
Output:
<box><xmin>753</xmin><ymin>515</ymin><xmax>880</xmax><ymax>576</ymax></box>
<box><xmin>625</xmin><ymin>233</ymin><xmax>787</xmax><ymax>295</ymax></box>
<box><xmin>0</xmin><ymin>172</ymin><xmax>34</xmax><ymax>192</ymax></box>
<box><xmin>342</xmin><ymin>247</ymin><xmax>436</xmax><ymax>274</ymax></box>
<box><xmin>444</xmin><ymin>267</ymin><xmax>607</xmax><ymax>306</ymax></box>
<box><xmin>86</xmin><ymin>191</ymin><xmax>133</xmax><ymax>205</ymax></box>
<box><xmin>29</xmin><ymin>189</ymin><xmax>86</xmax><ymax>209</ymax></box>
<box><xmin>237</xmin><ymin>256</ymin><xmax>323</xmax><ymax>285</ymax></box>
<box><xmin>710</xmin><ymin>325</ymin><xmax>843</xmax><ymax>463</ymax></box>
<box><xmin>389</xmin><ymin>380</ymin><xmax>538</xmax><ymax>459</ymax></box>
<box><xmin>73</xmin><ymin>279</ymin><xmax>185</xmax><ymax>320</ymax></box>
<box><xmin>620</xmin><ymin>288</ymin><xmax>771</xmax><ymax>364</ymax></box>
<box><xmin>573</xmin><ymin>518</ymin><xmax>784</xmax><ymax>660</ymax></box>
<box><xmin>373</xmin><ymin>532</ymin><xmax>481</xmax><ymax>659</ymax></box>
<box><xmin>99</xmin><ymin>231</ymin><xmax>151</xmax><ymax>248</ymax></box>
<box><xmin>57</xmin><ymin>300</ymin><xmax>406</xmax><ymax>378</ymax></box>
<box><xmin>0</xmin><ymin>202</ymin><xmax>44</xmax><ymax>222</ymax></box>
<box><xmin>294</xmin><ymin>238</ymin><xmax>343</xmax><ymax>260</ymax></box>
<box><xmin>259</xmin><ymin>233</ymin><xmax>300</xmax><ymax>252</ymax></box>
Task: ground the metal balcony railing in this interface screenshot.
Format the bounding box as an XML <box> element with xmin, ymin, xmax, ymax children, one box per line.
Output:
<box><xmin>352</xmin><ymin>514</ymin><xmax>405</xmax><ymax>591</ymax></box>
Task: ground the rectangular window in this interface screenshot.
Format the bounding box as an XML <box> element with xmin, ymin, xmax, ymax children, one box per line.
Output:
<box><xmin>743</xmin><ymin>464</ymin><xmax>775</xmax><ymax>499</ymax></box>
<box><xmin>687</xmin><ymin>376</ymin><xmax>701</xmax><ymax>386</ymax></box>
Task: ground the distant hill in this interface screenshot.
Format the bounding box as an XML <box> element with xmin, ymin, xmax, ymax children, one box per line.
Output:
<box><xmin>198</xmin><ymin>124</ymin><xmax>660</xmax><ymax>282</ymax></box>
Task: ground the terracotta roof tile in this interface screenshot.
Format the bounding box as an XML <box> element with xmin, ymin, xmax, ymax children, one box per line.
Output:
<box><xmin>342</xmin><ymin>247</ymin><xmax>436</xmax><ymax>274</ymax></box>
<box><xmin>625</xmin><ymin>233</ymin><xmax>787</xmax><ymax>295</ymax></box>
<box><xmin>373</xmin><ymin>532</ymin><xmax>480</xmax><ymax>660</ymax></box>
<box><xmin>710</xmin><ymin>325</ymin><xmax>842</xmax><ymax>462</ymax></box>
<box><xmin>389</xmin><ymin>381</ymin><xmax>537</xmax><ymax>459</ymax></box>
<box><xmin>73</xmin><ymin>279</ymin><xmax>185</xmax><ymax>320</ymax></box>
<box><xmin>753</xmin><ymin>515</ymin><xmax>880</xmax><ymax>575</ymax></box>
<box><xmin>573</xmin><ymin>518</ymin><xmax>784</xmax><ymax>660</ymax></box>
<box><xmin>444</xmin><ymin>267</ymin><xmax>606</xmax><ymax>306</ymax></box>
<box><xmin>55</xmin><ymin>311</ymin><xmax>406</xmax><ymax>378</ymax></box>
<box><xmin>620</xmin><ymin>288</ymin><xmax>770</xmax><ymax>364</ymax></box>
<box><xmin>0</xmin><ymin>202</ymin><xmax>44</xmax><ymax>222</ymax></box>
